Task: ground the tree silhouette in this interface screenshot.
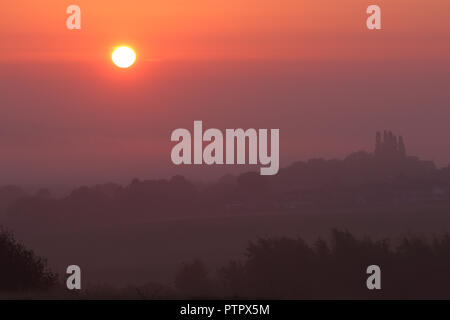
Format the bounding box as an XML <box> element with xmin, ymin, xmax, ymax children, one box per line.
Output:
<box><xmin>0</xmin><ymin>227</ymin><xmax>57</xmax><ymax>291</ymax></box>
<box><xmin>218</xmin><ymin>230</ymin><xmax>450</xmax><ymax>299</ymax></box>
<box><xmin>174</xmin><ymin>259</ymin><xmax>212</xmax><ymax>297</ymax></box>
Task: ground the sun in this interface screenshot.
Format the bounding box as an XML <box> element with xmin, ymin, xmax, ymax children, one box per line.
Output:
<box><xmin>112</xmin><ymin>46</ymin><xmax>136</xmax><ymax>68</ymax></box>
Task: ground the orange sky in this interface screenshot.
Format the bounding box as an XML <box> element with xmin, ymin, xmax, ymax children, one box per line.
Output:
<box><xmin>1</xmin><ymin>1</ymin><xmax>450</xmax><ymax>185</ymax></box>
<box><xmin>1</xmin><ymin>0</ymin><xmax>450</xmax><ymax>61</ymax></box>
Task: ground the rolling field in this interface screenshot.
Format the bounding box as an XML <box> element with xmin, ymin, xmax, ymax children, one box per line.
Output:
<box><xmin>6</xmin><ymin>203</ymin><xmax>450</xmax><ymax>286</ymax></box>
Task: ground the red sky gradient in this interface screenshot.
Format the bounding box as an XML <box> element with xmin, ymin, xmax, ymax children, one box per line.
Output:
<box><xmin>2</xmin><ymin>0</ymin><xmax>450</xmax><ymax>61</ymax></box>
<box><xmin>0</xmin><ymin>1</ymin><xmax>450</xmax><ymax>186</ymax></box>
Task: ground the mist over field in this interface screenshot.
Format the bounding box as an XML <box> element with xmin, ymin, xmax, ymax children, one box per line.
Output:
<box><xmin>6</xmin><ymin>205</ymin><xmax>450</xmax><ymax>287</ymax></box>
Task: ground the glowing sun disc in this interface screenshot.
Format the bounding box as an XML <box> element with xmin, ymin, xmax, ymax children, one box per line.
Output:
<box><xmin>112</xmin><ymin>46</ymin><xmax>136</xmax><ymax>68</ymax></box>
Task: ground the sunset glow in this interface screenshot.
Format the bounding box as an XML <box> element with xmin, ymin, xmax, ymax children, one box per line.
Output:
<box><xmin>112</xmin><ymin>46</ymin><xmax>136</xmax><ymax>68</ymax></box>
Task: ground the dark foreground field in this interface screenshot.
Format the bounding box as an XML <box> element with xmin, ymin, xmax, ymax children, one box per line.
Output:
<box><xmin>4</xmin><ymin>203</ymin><xmax>450</xmax><ymax>289</ymax></box>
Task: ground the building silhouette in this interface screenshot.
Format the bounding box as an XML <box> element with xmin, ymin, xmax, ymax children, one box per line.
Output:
<box><xmin>375</xmin><ymin>130</ymin><xmax>406</xmax><ymax>161</ymax></box>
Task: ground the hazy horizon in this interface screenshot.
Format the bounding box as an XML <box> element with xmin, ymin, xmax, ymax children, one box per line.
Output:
<box><xmin>1</xmin><ymin>1</ymin><xmax>450</xmax><ymax>185</ymax></box>
<box><xmin>0</xmin><ymin>58</ymin><xmax>449</xmax><ymax>185</ymax></box>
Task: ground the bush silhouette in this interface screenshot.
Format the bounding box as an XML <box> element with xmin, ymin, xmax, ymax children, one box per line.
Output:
<box><xmin>0</xmin><ymin>227</ymin><xmax>57</xmax><ymax>292</ymax></box>
<box><xmin>218</xmin><ymin>230</ymin><xmax>450</xmax><ymax>299</ymax></box>
<box><xmin>174</xmin><ymin>259</ymin><xmax>212</xmax><ymax>298</ymax></box>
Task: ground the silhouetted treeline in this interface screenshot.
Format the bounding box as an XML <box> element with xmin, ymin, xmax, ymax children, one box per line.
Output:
<box><xmin>5</xmin><ymin>226</ymin><xmax>450</xmax><ymax>299</ymax></box>
<box><xmin>174</xmin><ymin>230</ymin><xmax>450</xmax><ymax>299</ymax></box>
<box><xmin>2</xmin><ymin>132</ymin><xmax>450</xmax><ymax>223</ymax></box>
